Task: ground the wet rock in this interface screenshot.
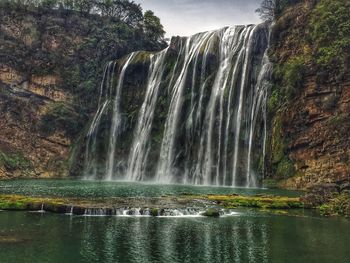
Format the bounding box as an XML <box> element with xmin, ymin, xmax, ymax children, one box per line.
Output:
<box><xmin>150</xmin><ymin>208</ymin><xmax>159</xmax><ymax>217</ymax></box>
<box><xmin>72</xmin><ymin>206</ymin><xmax>86</xmax><ymax>215</ymax></box>
<box><xmin>201</xmin><ymin>208</ymin><xmax>221</xmax><ymax>217</ymax></box>
<box><xmin>44</xmin><ymin>203</ymin><xmax>68</xmax><ymax>214</ymax></box>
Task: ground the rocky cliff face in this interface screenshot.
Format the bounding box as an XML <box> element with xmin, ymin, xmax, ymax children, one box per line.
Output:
<box><xmin>0</xmin><ymin>82</ymin><xmax>70</xmax><ymax>178</ymax></box>
<box><xmin>0</xmin><ymin>5</ymin><xmax>164</xmax><ymax>178</ymax></box>
<box><xmin>266</xmin><ymin>0</ymin><xmax>350</xmax><ymax>189</ymax></box>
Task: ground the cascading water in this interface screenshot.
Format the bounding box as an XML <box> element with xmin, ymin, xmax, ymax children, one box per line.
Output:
<box><xmin>84</xmin><ymin>23</ymin><xmax>271</xmax><ymax>187</ymax></box>
<box><xmin>126</xmin><ymin>49</ymin><xmax>168</xmax><ymax>181</ymax></box>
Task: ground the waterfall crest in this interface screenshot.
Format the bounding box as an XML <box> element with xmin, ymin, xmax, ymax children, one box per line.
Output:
<box><xmin>84</xmin><ymin>23</ymin><xmax>271</xmax><ymax>187</ymax></box>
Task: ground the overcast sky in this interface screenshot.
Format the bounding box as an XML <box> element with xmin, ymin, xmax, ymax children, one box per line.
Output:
<box><xmin>135</xmin><ymin>0</ymin><xmax>262</xmax><ymax>37</ymax></box>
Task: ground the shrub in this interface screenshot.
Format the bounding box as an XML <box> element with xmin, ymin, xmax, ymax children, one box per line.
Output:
<box><xmin>41</xmin><ymin>103</ymin><xmax>84</xmax><ymax>138</ymax></box>
<box><xmin>0</xmin><ymin>151</ymin><xmax>32</xmax><ymax>171</ymax></box>
<box><xmin>275</xmin><ymin>156</ymin><xmax>295</xmax><ymax>179</ymax></box>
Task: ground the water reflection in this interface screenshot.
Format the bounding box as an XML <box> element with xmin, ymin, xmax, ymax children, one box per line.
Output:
<box><xmin>79</xmin><ymin>217</ymin><xmax>269</xmax><ymax>263</ymax></box>
<box><xmin>1</xmin><ymin>211</ymin><xmax>350</xmax><ymax>263</ymax></box>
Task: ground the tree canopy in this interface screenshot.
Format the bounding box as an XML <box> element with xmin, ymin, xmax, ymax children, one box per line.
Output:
<box><xmin>0</xmin><ymin>0</ymin><xmax>165</xmax><ymax>41</ymax></box>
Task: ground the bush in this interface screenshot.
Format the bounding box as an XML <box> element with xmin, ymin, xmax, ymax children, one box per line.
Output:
<box><xmin>0</xmin><ymin>151</ymin><xmax>32</xmax><ymax>171</ymax></box>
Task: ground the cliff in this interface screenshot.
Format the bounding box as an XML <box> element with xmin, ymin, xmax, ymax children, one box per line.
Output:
<box><xmin>266</xmin><ymin>0</ymin><xmax>350</xmax><ymax>190</ymax></box>
<box><xmin>1</xmin><ymin>0</ymin><xmax>349</xmax><ymax>192</ymax></box>
<box><xmin>0</xmin><ymin>3</ymin><xmax>164</xmax><ymax>178</ymax></box>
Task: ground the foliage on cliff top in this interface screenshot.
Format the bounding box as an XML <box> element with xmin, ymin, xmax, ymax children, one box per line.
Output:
<box><xmin>309</xmin><ymin>0</ymin><xmax>350</xmax><ymax>78</ymax></box>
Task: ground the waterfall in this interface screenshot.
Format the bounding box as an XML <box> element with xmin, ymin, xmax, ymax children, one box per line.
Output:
<box><xmin>156</xmin><ymin>31</ymin><xmax>217</xmax><ymax>183</ymax></box>
<box><xmin>84</xmin><ymin>23</ymin><xmax>270</xmax><ymax>187</ymax></box>
<box><xmin>126</xmin><ymin>48</ymin><xmax>168</xmax><ymax>181</ymax></box>
<box><xmin>246</xmin><ymin>52</ymin><xmax>272</xmax><ymax>187</ymax></box>
<box><xmin>84</xmin><ymin>61</ymin><xmax>116</xmax><ymax>179</ymax></box>
<box><xmin>105</xmin><ymin>53</ymin><xmax>137</xmax><ymax>181</ymax></box>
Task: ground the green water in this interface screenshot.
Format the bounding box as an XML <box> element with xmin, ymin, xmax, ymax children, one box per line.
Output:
<box><xmin>0</xmin><ymin>179</ymin><xmax>301</xmax><ymax>198</ymax></box>
<box><xmin>0</xmin><ymin>210</ymin><xmax>349</xmax><ymax>263</ymax></box>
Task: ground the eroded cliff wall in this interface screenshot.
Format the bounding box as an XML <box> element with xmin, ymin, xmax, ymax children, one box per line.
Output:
<box><xmin>266</xmin><ymin>0</ymin><xmax>350</xmax><ymax>189</ymax></box>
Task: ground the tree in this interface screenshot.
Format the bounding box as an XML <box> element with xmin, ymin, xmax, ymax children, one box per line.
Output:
<box><xmin>256</xmin><ymin>0</ymin><xmax>300</xmax><ymax>21</ymax></box>
<box><xmin>96</xmin><ymin>0</ymin><xmax>143</xmax><ymax>27</ymax></box>
<box><xmin>143</xmin><ymin>10</ymin><xmax>165</xmax><ymax>42</ymax></box>
<box><xmin>256</xmin><ymin>0</ymin><xmax>277</xmax><ymax>21</ymax></box>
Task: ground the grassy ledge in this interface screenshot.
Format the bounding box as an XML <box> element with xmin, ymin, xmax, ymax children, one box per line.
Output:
<box><xmin>0</xmin><ymin>194</ymin><xmax>305</xmax><ymax>217</ymax></box>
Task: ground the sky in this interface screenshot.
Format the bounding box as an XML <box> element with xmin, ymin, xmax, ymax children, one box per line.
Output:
<box><xmin>135</xmin><ymin>0</ymin><xmax>262</xmax><ymax>38</ymax></box>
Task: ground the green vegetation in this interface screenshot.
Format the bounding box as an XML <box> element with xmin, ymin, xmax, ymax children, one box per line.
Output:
<box><xmin>319</xmin><ymin>193</ymin><xmax>350</xmax><ymax>217</ymax></box>
<box><xmin>0</xmin><ymin>195</ymin><xmax>64</xmax><ymax>211</ymax></box>
<box><xmin>0</xmin><ymin>151</ymin><xmax>32</xmax><ymax>171</ymax></box>
<box><xmin>310</xmin><ymin>0</ymin><xmax>350</xmax><ymax>78</ymax></box>
<box><xmin>281</xmin><ymin>56</ymin><xmax>306</xmax><ymax>97</ymax></box>
<box><xmin>269</xmin><ymin>54</ymin><xmax>309</xmax><ymax>112</ymax></box>
<box><xmin>266</xmin><ymin>114</ymin><xmax>295</xmax><ymax>180</ymax></box>
<box><xmin>143</xmin><ymin>10</ymin><xmax>166</xmax><ymax>43</ymax></box>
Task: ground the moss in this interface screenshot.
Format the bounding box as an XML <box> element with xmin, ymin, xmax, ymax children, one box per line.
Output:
<box><xmin>208</xmin><ymin>195</ymin><xmax>304</xmax><ymax>209</ymax></box>
<box><xmin>268</xmin><ymin>113</ymin><xmax>296</xmax><ymax>180</ymax></box>
<box><xmin>131</xmin><ymin>51</ymin><xmax>151</xmax><ymax>65</ymax></box>
<box><xmin>271</xmin><ymin>115</ymin><xmax>285</xmax><ymax>164</ymax></box>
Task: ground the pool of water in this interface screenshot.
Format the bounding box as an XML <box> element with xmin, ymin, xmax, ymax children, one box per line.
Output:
<box><xmin>0</xmin><ymin>210</ymin><xmax>349</xmax><ymax>263</ymax></box>
<box><xmin>0</xmin><ymin>179</ymin><xmax>301</xmax><ymax>198</ymax></box>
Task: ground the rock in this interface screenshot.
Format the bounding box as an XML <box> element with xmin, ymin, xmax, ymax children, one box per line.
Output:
<box><xmin>308</xmin><ymin>183</ymin><xmax>340</xmax><ymax>194</ymax></box>
<box><xmin>201</xmin><ymin>208</ymin><xmax>221</xmax><ymax>217</ymax></box>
